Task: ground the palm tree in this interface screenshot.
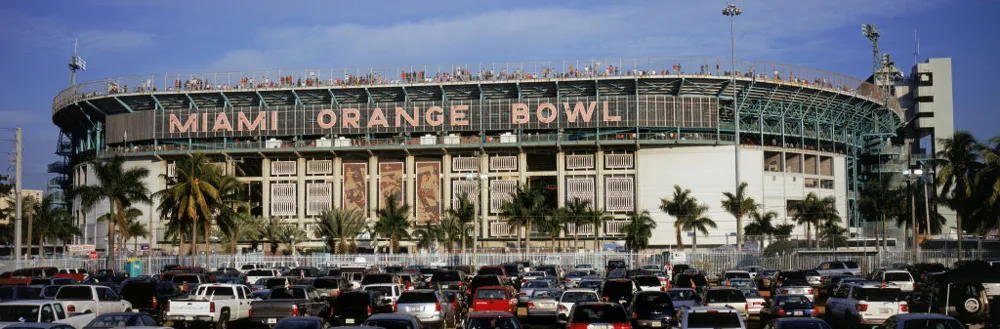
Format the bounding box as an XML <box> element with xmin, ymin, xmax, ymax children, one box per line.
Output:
<box><xmin>538</xmin><ymin>209</ymin><xmax>565</xmax><ymax>251</ymax></box>
<box><xmin>374</xmin><ymin>194</ymin><xmax>412</xmax><ymax>255</ymax></box>
<box><xmin>314</xmin><ymin>208</ymin><xmax>366</xmax><ymax>253</ymax></box>
<box><xmin>122</xmin><ymin>218</ymin><xmax>149</xmax><ymax>253</ymax></box>
<box><xmin>447</xmin><ymin>193</ymin><xmax>476</xmax><ymax>254</ymax></box>
<box><xmin>772</xmin><ymin>223</ymin><xmax>795</xmax><ymax>241</ymax></box>
<box><xmin>21</xmin><ymin>195</ymin><xmax>39</xmax><ymax>258</ymax></box>
<box><xmin>857</xmin><ymin>173</ymin><xmax>905</xmax><ymax>249</ymax></box>
<box><xmin>262</xmin><ymin>217</ymin><xmax>288</xmax><ymax>255</ymax></box>
<box><xmin>99</xmin><ymin>207</ymin><xmax>143</xmax><ymax>254</ymax></box>
<box><xmin>154</xmin><ymin>153</ymin><xmax>224</xmax><ymax>262</ymax></box>
<box><xmin>935</xmin><ymin>131</ymin><xmax>982</xmax><ymax>254</ymax></box>
<box><xmin>721</xmin><ymin>181</ymin><xmax>757</xmax><ymax>249</ymax></box>
<box><xmin>438</xmin><ymin>216</ymin><xmax>464</xmax><ymax>253</ymax></box>
<box><xmin>623</xmin><ymin>210</ymin><xmax>656</xmax><ymax>251</ymax></box>
<box><xmin>817</xmin><ymin>216</ymin><xmax>848</xmax><ymax>248</ymax></box>
<box><xmin>660</xmin><ymin>185</ymin><xmax>699</xmax><ymax>250</ymax></box>
<box><xmin>236</xmin><ymin>215</ymin><xmax>266</xmax><ymax>253</ymax></box>
<box><xmin>680</xmin><ymin>203</ymin><xmax>716</xmax><ymax>250</ymax></box>
<box><xmin>743</xmin><ymin>210</ymin><xmax>778</xmax><ymax>250</ymax></box>
<box><xmin>499</xmin><ymin>184</ymin><xmax>547</xmax><ymax>254</ymax></box>
<box><xmin>564</xmin><ymin>198</ymin><xmax>593</xmax><ymax>250</ymax></box>
<box><xmin>791</xmin><ymin>193</ymin><xmax>821</xmax><ymax>247</ymax></box>
<box><xmin>586</xmin><ymin>208</ymin><xmax>614</xmax><ymax>251</ymax></box>
<box><xmin>412</xmin><ymin>223</ymin><xmax>439</xmax><ymax>252</ymax></box>
<box><xmin>72</xmin><ymin>156</ymin><xmax>151</xmax><ymax>264</ymax></box>
<box><xmin>29</xmin><ymin>195</ymin><xmax>79</xmax><ymax>258</ymax></box>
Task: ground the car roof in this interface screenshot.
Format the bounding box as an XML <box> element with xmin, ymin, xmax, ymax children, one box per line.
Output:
<box><xmin>362</xmin><ymin>283</ymin><xmax>403</xmax><ymax>287</ymax></box>
<box><xmin>884</xmin><ymin>270</ymin><xmax>912</xmax><ymax>274</ymax></box>
<box><xmin>0</xmin><ymin>300</ymin><xmax>56</xmax><ymax>305</ymax></box>
<box><xmin>467</xmin><ymin>311</ymin><xmax>516</xmax><ymax>318</ymax></box>
<box><xmin>684</xmin><ymin>306</ymin><xmax>739</xmax><ymax>314</ymax></box>
<box><xmin>891</xmin><ymin>313</ymin><xmax>959</xmax><ymax>320</ymax></box>
<box><xmin>635</xmin><ymin>290</ymin><xmax>669</xmax><ymax>295</ymax></box>
<box><xmin>563</xmin><ymin>289</ymin><xmax>599</xmax><ymax>293</ymax></box>
<box><xmin>776</xmin><ymin>317</ymin><xmax>828</xmax><ymax>323</ymax></box>
<box><xmin>477</xmin><ymin>285</ymin><xmax>508</xmax><ymax>290</ymax></box>
<box><xmin>667</xmin><ymin>288</ymin><xmax>696</xmax><ymax>292</ymax></box>
<box><xmin>365</xmin><ymin>313</ymin><xmax>420</xmax><ymax>321</ymax></box>
<box><xmin>707</xmin><ymin>287</ymin><xmax>740</xmax><ymax>291</ymax></box>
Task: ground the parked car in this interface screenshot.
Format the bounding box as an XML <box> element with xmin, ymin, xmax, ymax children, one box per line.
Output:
<box><xmin>119</xmin><ymin>278</ymin><xmax>180</xmax><ymax>320</ymax></box>
<box><xmin>394</xmin><ymin>290</ymin><xmax>458</xmax><ymax>329</ymax></box>
<box><xmin>804</xmin><ymin>270</ymin><xmax>824</xmax><ymax>288</ymax></box>
<box><xmin>775</xmin><ymin>279</ymin><xmax>816</xmax><ymax>303</ymax></box>
<box><xmin>362</xmin><ymin>284</ymin><xmax>403</xmax><ymax>304</ymax></box>
<box><xmin>907</xmin><ymin>270</ymin><xmax>992</xmax><ymax>324</ymax></box>
<box><xmin>556</xmin><ymin>289</ymin><xmax>600</xmax><ymax>324</ymax></box>
<box><xmin>361</xmin><ymin>313</ymin><xmax>423</xmax><ymax>329</ymax></box>
<box><xmin>628</xmin><ymin>291</ymin><xmax>676</xmax><ymax>329</ymax></box>
<box><xmin>566</xmin><ymin>302</ymin><xmax>630</xmax><ymax>329</ymax></box>
<box><xmin>329</xmin><ymin>290</ymin><xmax>389</xmax><ymax>326</ymax></box>
<box><xmin>757</xmin><ymin>269</ymin><xmax>779</xmax><ymax>289</ymax></box>
<box><xmin>600</xmin><ymin>279</ymin><xmax>637</xmax><ymax>308</ymax></box>
<box><xmin>164</xmin><ymin>283</ymin><xmax>253</xmax><ymax>329</ymax></box>
<box><xmin>678</xmin><ymin>307</ymin><xmax>746</xmax><ymax>329</ymax></box>
<box><xmin>81</xmin><ymin>312</ymin><xmax>160</xmax><ymax>329</ymax></box>
<box><xmin>517</xmin><ymin>280</ymin><xmax>554</xmax><ymax>304</ymax></box>
<box><xmin>814</xmin><ymin>261</ymin><xmax>861</xmax><ymax>278</ymax></box>
<box><xmin>469</xmin><ymin>286</ymin><xmax>516</xmax><ymax>313</ymax></box>
<box><xmin>54</xmin><ymin>269</ymin><xmax>88</xmax><ymax>283</ymax></box>
<box><xmin>703</xmin><ymin>287</ymin><xmax>749</xmax><ymax>320</ymax></box>
<box><xmin>462</xmin><ymin>311</ymin><xmax>522</xmax><ymax>329</ymax></box>
<box><xmin>761</xmin><ymin>317</ymin><xmax>831</xmax><ymax>329</ymax></box>
<box><xmin>0</xmin><ymin>285</ymin><xmax>45</xmax><ymax>301</ymax></box>
<box><xmin>0</xmin><ymin>300</ymin><xmax>97</xmax><ymax>329</ymax></box>
<box><xmin>466</xmin><ymin>275</ymin><xmax>505</xmax><ymax>299</ymax></box>
<box><xmin>268</xmin><ymin>316</ymin><xmax>324</xmax><ymax>329</ymax></box>
<box><xmin>53</xmin><ymin>285</ymin><xmax>132</xmax><ymax>316</ymax></box>
<box><xmin>760</xmin><ymin>294</ymin><xmax>817</xmax><ymax>323</ymax></box>
<box><xmin>871</xmin><ymin>270</ymin><xmax>916</xmax><ymax>293</ymax></box>
<box><xmin>633</xmin><ymin>275</ymin><xmax>664</xmax><ymax>292</ymax></box>
<box><xmin>248</xmin><ymin>286</ymin><xmax>328</xmax><ymax>326</ymax></box>
<box><xmin>577</xmin><ymin>279</ymin><xmax>603</xmax><ymax>293</ymax></box>
<box><xmin>563</xmin><ymin>271</ymin><xmax>590</xmax><ymax>288</ymax></box>
<box><xmin>525</xmin><ymin>289</ymin><xmax>561</xmax><ymax>318</ymax></box>
<box><xmin>741</xmin><ymin>288</ymin><xmax>765</xmax><ymax>317</ymax></box>
<box><xmin>673</xmin><ymin>274</ymin><xmax>710</xmax><ymax>295</ymax></box>
<box><xmin>439</xmin><ymin>289</ymin><xmax>467</xmax><ymax>318</ymax></box>
<box><xmin>666</xmin><ymin>288</ymin><xmax>701</xmax><ymax>308</ymax></box>
<box><xmin>429</xmin><ymin>271</ymin><xmax>464</xmax><ymax>290</ymax></box>
<box><xmin>877</xmin><ymin>313</ymin><xmax>965</xmax><ymax>329</ymax></box>
<box><xmin>243</xmin><ymin>270</ymin><xmax>281</xmax><ymax>285</ymax></box>
<box><xmin>825</xmin><ymin>282</ymin><xmax>908</xmax><ymax>328</ymax></box>
<box><xmin>305</xmin><ymin>276</ymin><xmax>340</xmax><ymax>299</ymax></box>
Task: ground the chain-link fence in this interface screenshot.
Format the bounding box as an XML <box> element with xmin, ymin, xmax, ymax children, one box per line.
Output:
<box><xmin>3</xmin><ymin>250</ymin><xmax>996</xmax><ymax>277</ymax></box>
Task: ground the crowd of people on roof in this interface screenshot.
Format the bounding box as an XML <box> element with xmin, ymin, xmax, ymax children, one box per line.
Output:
<box><xmin>68</xmin><ymin>63</ymin><xmax>880</xmax><ymax>106</ymax></box>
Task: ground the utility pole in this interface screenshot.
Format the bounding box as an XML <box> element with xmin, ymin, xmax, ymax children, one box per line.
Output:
<box><xmin>14</xmin><ymin>128</ymin><xmax>22</xmax><ymax>260</ymax></box>
<box><xmin>723</xmin><ymin>3</ymin><xmax>743</xmax><ymax>251</ymax></box>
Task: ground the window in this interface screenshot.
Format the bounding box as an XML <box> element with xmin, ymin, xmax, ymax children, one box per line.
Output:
<box><xmin>475</xmin><ymin>289</ymin><xmax>508</xmax><ymax>300</ymax></box>
<box><xmin>236</xmin><ymin>288</ymin><xmax>246</xmax><ymax>299</ymax></box>
<box><xmin>0</xmin><ymin>305</ymin><xmax>41</xmax><ymax>322</ymax></box>
<box><xmin>685</xmin><ymin>312</ymin><xmax>741</xmax><ymax>328</ymax></box>
<box><xmin>140</xmin><ymin>315</ymin><xmax>157</xmax><ymax>326</ymax></box>
<box><xmin>561</xmin><ymin>292</ymin><xmax>598</xmax><ymax>303</ymax></box>
<box><xmin>40</xmin><ymin>305</ymin><xmax>54</xmax><ymax>322</ymax></box>
<box><xmin>97</xmin><ymin>288</ymin><xmax>117</xmax><ymax>301</ymax></box>
<box><xmin>53</xmin><ymin>303</ymin><xmax>65</xmax><ymax>319</ymax></box>
<box><xmin>399</xmin><ymin>292</ymin><xmax>439</xmax><ymax>303</ymax></box>
<box><xmin>55</xmin><ymin>286</ymin><xmax>93</xmax><ymax>300</ymax></box>
<box><xmin>570</xmin><ymin>304</ymin><xmax>628</xmax><ymax>323</ymax></box>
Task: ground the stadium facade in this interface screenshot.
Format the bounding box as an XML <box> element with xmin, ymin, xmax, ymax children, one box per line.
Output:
<box><xmin>49</xmin><ymin>58</ymin><xmax>904</xmax><ymax>253</ymax></box>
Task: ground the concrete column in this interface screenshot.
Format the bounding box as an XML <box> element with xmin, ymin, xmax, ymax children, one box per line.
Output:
<box><xmin>369</xmin><ymin>156</ymin><xmax>379</xmax><ymax>219</ymax></box>
<box><xmin>262</xmin><ymin>158</ymin><xmax>271</xmax><ymax>219</ymax></box>
<box><xmin>332</xmin><ymin>157</ymin><xmax>342</xmax><ymax>210</ymax></box>
<box><xmin>296</xmin><ymin>157</ymin><xmax>306</xmax><ymax>227</ymax></box>
<box><xmin>631</xmin><ymin>150</ymin><xmax>640</xmax><ymax>214</ymax></box>
<box><xmin>556</xmin><ymin>152</ymin><xmax>566</xmax><ymax>208</ymax></box>
<box><xmin>518</xmin><ymin>152</ymin><xmax>528</xmax><ymax>185</ymax></box>
<box><xmin>595</xmin><ymin>150</ymin><xmax>605</xmax><ymax>242</ymax></box>
<box><xmin>406</xmin><ymin>155</ymin><xmax>416</xmax><ymax>218</ymax></box>
<box><xmin>480</xmin><ymin>154</ymin><xmax>490</xmax><ymax>239</ymax></box>
<box><xmin>442</xmin><ymin>154</ymin><xmax>452</xmax><ymax>212</ymax></box>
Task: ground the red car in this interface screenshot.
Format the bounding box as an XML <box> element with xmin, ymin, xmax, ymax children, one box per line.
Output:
<box><xmin>566</xmin><ymin>302</ymin><xmax>632</xmax><ymax>329</ymax></box>
<box><xmin>470</xmin><ymin>285</ymin><xmax>517</xmax><ymax>313</ymax></box>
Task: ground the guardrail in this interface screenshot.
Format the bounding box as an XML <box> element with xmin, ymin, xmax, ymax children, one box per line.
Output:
<box><xmin>52</xmin><ymin>57</ymin><xmax>903</xmax><ymax>118</ymax></box>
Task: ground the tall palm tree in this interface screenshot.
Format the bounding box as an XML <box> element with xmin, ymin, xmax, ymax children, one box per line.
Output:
<box><xmin>586</xmin><ymin>208</ymin><xmax>614</xmax><ymax>251</ymax></box>
<box><xmin>72</xmin><ymin>156</ymin><xmax>151</xmax><ymax>264</ymax></box>
<box><xmin>438</xmin><ymin>216</ymin><xmax>464</xmax><ymax>253</ymax></box>
<box><xmin>412</xmin><ymin>223</ymin><xmax>440</xmax><ymax>252</ymax></box>
<box><xmin>30</xmin><ymin>195</ymin><xmax>79</xmax><ymax>258</ymax></box>
<box><xmin>538</xmin><ymin>209</ymin><xmax>565</xmax><ymax>251</ymax></box>
<box><xmin>155</xmin><ymin>153</ymin><xmax>224</xmax><ymax>263</ymax></box>
<box><xmin>98</xmin><ymin>207</ymin><xmax>143</xmax><ymax>254</ymax></box>
<box><xmin>744</xmin><ymin>210</ymin><xmax>778</xmax><ymax>250</ymax></box>
<box><xmin>374</xmin><ymin>194</ymin><xmax>412</xmax><ymax>255</ymax></box>
<box><xmin>280</xmin><ymin>224</ymin><xmax>307</xmax><ymax>255</ymax></box>
<box><xmin>857</xmin><ymin>173</ymin><xmax>905</xmax><ymax>248</ymax></box>
<box><xmin>791</xmin><ymin>193</ymin><xmax>821</xmax><ymax>247</ymax></box>
<box><xmin>623</xmin><ymin>210</ymin><xmax>656</xmax><ymax>251</ymax></box>
<box><xmin>499</xmin><ymin>184</ymin><xmax>547</xmax><ymax>254</ymax></box>
<box><xmin>262</xmin><ymin>217</ymin><xmax>288</xmax><ymax>255</ymax></box>
<box><xmin>447</xmin><ymin>193</ymin><xmax>476</xmax><ymax>254</ymax></box>
<box><xmin>721</xmin><ymin>181</ymin><xmax>757</xmax><ymax>249</ymax></box>
<box><xmin>817</xmin><ymin>216</ymin><xmax>848</xmax><ymax>248</ymax></box>
<box><xmin>314</xmin><ymin>208</ymin><xmax>366</xmax><ymax>254</ymax></box>
<box><xmin>772</xmin><ymin>223</ymin><xmax>795</xmax><ymax>241</ymax></box>
<box><xmin>935</xmin><ymin>131</ymin><xmax>982</xmax><ymax>254</ymax></box>
<box><xmin>122</xmin><ymin>217</ymin><xmax>148</xmax><ymax>253</ymax></box>
<box><xmin>21</xmin><ymin>195</ymin><xmax>39</xmax><ymax>258</ymax></box>
<box><xmin>973</xmin><ymin>136</ymin><xmax>1000</xmax><ymax>233</ymax></box>
<box><xmin>563</xmin><ymin>198</ymin><xmax>592</xmax><ymax>250</ymax></box>
<box><xmin>660</xmin><ymin>185</ymin><xmax>698</xmax><ymax>250</ymax></box>
<box><xmin>680</xmin><ymin>204</ymin><xmax>716</xmax><ymax>250</ymax></box>
<box><xmin>236</xmin><ymin>215</ymin><xmax>266</xmax><ymax>253</ymax></box>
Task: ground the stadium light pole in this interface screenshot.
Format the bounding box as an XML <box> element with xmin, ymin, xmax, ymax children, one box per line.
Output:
<box><xmin>723</xmin><ymin>3</ymin><xmax>743</xmax><ymax>250</ymax></box>
<box><xmin>862</xmin><ymin>23</ymin><xmax>884</xmax><ymax>263</ymax></box>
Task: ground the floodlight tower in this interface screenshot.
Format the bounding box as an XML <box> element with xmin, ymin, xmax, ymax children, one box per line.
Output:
<box><xmin>723</xmin><ymin>3</ymin><xmax>743</xmax><ymax>250</ymax></box>
<box><xmin>69</xmin><ymin>40</ymin><xmax>86</xmax><ymax>86</ymax></box>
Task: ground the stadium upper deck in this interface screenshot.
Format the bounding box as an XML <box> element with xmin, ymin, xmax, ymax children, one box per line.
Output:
<box><xmin>51</xmin><ymin>57</ymin><xmax>902</xmax><ymax>157</ymax></box>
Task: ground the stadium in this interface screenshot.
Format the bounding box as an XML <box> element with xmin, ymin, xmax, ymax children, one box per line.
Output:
<box><xmin>49</xmin><ymin>57</ymin><xmax>902</xmax><ymax>253</ymax></box>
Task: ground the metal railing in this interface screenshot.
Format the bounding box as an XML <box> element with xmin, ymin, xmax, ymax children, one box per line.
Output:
<box><xmin>52</xmin><ymin>57</ymin><xmax>903</xmax><ymax>117</ymax></box>
<box><xmin>2</xmin><ymin>250</ymin><xmax>992</xmax><ymax>277</ymax></box>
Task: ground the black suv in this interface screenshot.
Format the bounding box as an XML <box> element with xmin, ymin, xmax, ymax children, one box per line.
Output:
<box><xmin>330</xmin><ymin>290</ymin><xmax>391</xmax><ymax>326</ymax></box>
<box><xmin>120</xmin><ymin>277</ymin><xmax>182</xmax><ymax>320</ymax></box>
<box><xmin>908</xmin><ymin>268</ymin><xmax>997</xmax><ymax>324</ymax></box>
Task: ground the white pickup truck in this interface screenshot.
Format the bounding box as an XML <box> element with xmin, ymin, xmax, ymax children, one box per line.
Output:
<box><xmin>53</xmin><ymin>285</ymin><xmax>133</xmax><ymax>316</ymax></box>
<box><xmin>166</xmin><ymin>283</ymin><xmax>254</xmax><ymax>329</ymax></box>
<box><xmin>0</xmin><ymin>300</ymin><xmax>98</xmax><ymax>329</ymax></box>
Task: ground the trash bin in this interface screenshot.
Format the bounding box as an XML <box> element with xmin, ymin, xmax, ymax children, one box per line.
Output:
<box><xmin>126</xmin><ymin>258</ymin><xmax>144</xmax><ymax>277</ymax></box>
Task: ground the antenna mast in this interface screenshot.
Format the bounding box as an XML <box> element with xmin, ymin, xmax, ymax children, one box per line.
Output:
<box><xmin>69</xmin><ymin>39</ymin><xmax>86</xmax><ymax>86</ymax></box>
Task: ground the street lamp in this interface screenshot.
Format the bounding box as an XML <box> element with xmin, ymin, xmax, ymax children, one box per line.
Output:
<box><xmin>289</xmin><ymin>235</ymin><xmax>296</xmax><ymax>257</ymax></box>
<box><xmin>723</xmin><ymin>3</ymin><xmax>744</xmax><ymax>250</ymax></box>
<box><xmin>903</xmin><ymin>167</ymin><xmax>923</xmax><ymax>259</ymax></box>
<box><xmin>210</xmin><ymin>236</ymin><xmax>219</xmax><ymax>268</ymax></box>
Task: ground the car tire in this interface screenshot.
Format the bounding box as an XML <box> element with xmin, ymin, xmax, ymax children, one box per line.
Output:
<box><xmin>215</xmin><ymin>310</ymin><xmax>229</xmax><ymax>329</ymax></box>
<box><xmin>958</xmin><ymin>296</ymin><xmax>982</xmax><ymax>319</ymax></box>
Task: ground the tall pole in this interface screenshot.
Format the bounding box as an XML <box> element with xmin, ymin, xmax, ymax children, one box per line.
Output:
<box><xmin>14</xmin><ymin>128</ymin><xmax>22</xmax><ymax>260</ymax></box>
<box><xmin>724</xmin><ymin>4</ymin><xmax>743</xmax><ymax>250</ymax></box>
<box><xmin>923</xmin><ymin>174</ymin><xmax>931</xmax><ymax>237</ymax></box>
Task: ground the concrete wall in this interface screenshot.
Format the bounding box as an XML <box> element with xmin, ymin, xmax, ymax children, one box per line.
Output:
<box><xmin>73</xmin><ymin>158</ymin><xmax>163</xmax><ymax>252</ymax></box>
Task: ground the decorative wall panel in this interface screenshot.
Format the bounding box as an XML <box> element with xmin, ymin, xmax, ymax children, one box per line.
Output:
<box><xmin>342</xmin><ymin>163</ymin><xmax>368</xmax><ymax>213</ymax></box>
<box><xmin>379</xmin><ymin>162</ymin><xmax>404</xmax><ymax>208</ymax></box>
<box><xmin>415</xmin><ymin>162</ymin><xmax>442</xmax><ymax>224</ymax></box>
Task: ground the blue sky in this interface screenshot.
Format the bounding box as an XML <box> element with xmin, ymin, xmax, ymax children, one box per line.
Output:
<box><xmin>0</xmin><ymin>0</ymin><xmax>997</xmax><ymax>191</ymax></box>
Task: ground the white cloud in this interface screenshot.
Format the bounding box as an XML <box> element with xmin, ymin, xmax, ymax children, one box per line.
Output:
<box><xmin>205</xmin><ymin>0</ymin><xmax>943</xmax><ymax>72</ymax></box>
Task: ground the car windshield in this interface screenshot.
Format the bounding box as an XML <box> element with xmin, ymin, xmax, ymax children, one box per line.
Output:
<box><xmin>0</xmin><ymin>305</ymin><xmax>40</xmax><ymax>322</ymax></box>
<box><xmin>579</xmin><ymin>281</ymin><xmax>602</xmax><ymax>289</ymax></box>
<box><xmin>676</xmin><ymin>275</ymin><xmax>708</xmax><ymax>286</ymax></box>
<box><xmin>780</xmin><ymin>320</ymin><xmax>833</xmax><ymax>329</ymax></box>
<box><xmin>570</xmin><ymin>304</ymin><xmax>628</xmax><ymax>323</ymax></box>
<box><xmin>432</xmin><ymin>272</ymin><xmax>461</xmax><ymax>281</ymax></box>
<box><xmin>885</xmin><ymin>273</ymin><xmax>913</xmax><ymax>281</ymax></box>
<box><xmin>246</xmin><ymin>270</ymin><xmax>273</xmax><ymax>276</ymax></box>
<box><xmin>465</xmin><ymin>316</ymin><xmax>520</xmax><ymax>329</ymax></box>
<box><xmin>523</xmin><ymin>281</ymin><xmax>549</xmax><ymax>288</ymax></box>
<box><xmin>476</xmin><ymin>289</ymin><xmax>507</xmax><ymax>300</ymax></box>
<box><xmin>532</xmin><ymin>290</ymin><xmax>558</xmax><ymax>299</ymax></box>
<box><xmin>566</xmin><ymin>271</ymin><xmax>588</xmax><ymax>278</ymax></box>
<box><xmin>705</xmin><ymin>290</ymin><xmax>745</xmax><ymax>303</ymax></box>
<box><xmin>777</xmin><ymin>295</ymin><xmax>812</xmax><ymax>306</ymax></box>
<box><xmin>859</xmin><ymin>288</ymin><xmax>902</xmax><ymax>302</ymax></box>
<box><xmin>501</xmin><ymin>265</ymin><xmax>520</xmax><ymax>276</ymax></box>
<box><xmin>312</xmin><ymin>278</ymin><xmax>339</xmax><ymax>289</ymax></box>
<box><xmin>269</xmin><ymin>288</ymin><xmax>306</xmax><ymax>299</ymax></box>
<box><xmin>742</xmin><ymin>289</ymin><xmax>762</xmax><ymax>298</ymax></box>
<box><xmin>561</xmin><ymin>292</ymin><xmax>598</xmax><ymax>303</ymax></box>
<box><xmin>635</xmin><ymin>293</ymin><xmax>673</xmax><ymax>309</ymax></box>
<box><xmin>725</xmin><ymin>272</ymin><xmax>750</xmax><ymax>279</ymax></box>
<box><xmin>804</xmin><ymin>270</ymin><xmax>820</xmax><ymax>276</ymax></box>
<box><xmin>362</xmin><ymin>319</ymin><xmax>417</xmax><ymax>329</ymax></box>
<box><xmin>172</xmin><ymin>275</ymin><xmax>200</xmax><ymax>283</ymax></box>
<box><xmin>602</xmin><ymin>281</ymin><xmax>634</xmax><ymax>297</ymax></box>
<box><xmin>686</xmin><ymin>312</ymin><xmax>741</xmax><ymax>328</ymax></box>
<box><xmin>364</xmin><ymin>286</ymin><xmax>394</xmax><ymax>296</ymax></box>
<box><xmin>667</xmin><ymin>290</ymin><xmax>699</xmax><ymax>301</ymax></box>
<box><xmin>202</xmin><ymin>287</ymin><xmax>235</xmax><ymax>297</ymax></box>
<box><xmin>398</xmin><ymin>292</ymin><xmax>438</xmax><ymax>303</ymax></box>
<box><xmin>525</xmin><ymin>272</ymin><xmax>546</xmax><ymax>277</ymax></box>
<box><xmin>900</xmin><ymin>318</ymin><xmax>964</xmax><ymax>329</ymax></box>
<box><xmin>635</xmin><ymin>277</ymin><xmax>660</xmax><ymax>286</ymax></box>
<box><xmin>87</xmin><ymin>313</ymin><xmax>138</xmax><ymax>328</ymax></box>
<box><xmin>782</xmin><ymin>279</ymin><xmax>810</xmax><ymax>287</ymax></box>
<box><xmin>0</xmin><ymin>286</ymin><xmax>42</xmax><ymax>299</ymax></box>
<box><xmin>478</xmin><ymin>267</ymin><xmax>504</xmax><ymax>276</ymax></box>
<box><xmin>55</xmin><ymin>286</ymin><xmax>93</xmax><ymax>300</ymax></box>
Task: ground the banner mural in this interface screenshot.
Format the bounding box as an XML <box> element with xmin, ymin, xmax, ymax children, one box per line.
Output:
<box><xmin>378</xmin><ymin>162</ymin><xmax>404</xmax><ymax>208</ymax></box>
<box><xmin>415</xmin><ymin>162</ymin><xmax>442</xmax><ymax>224</ymax></box>
<box><xmin>342</xmin><ymin>163</ymin><xmax>368</xmax><ymax>213</ymax></box>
